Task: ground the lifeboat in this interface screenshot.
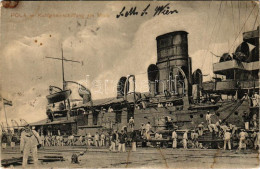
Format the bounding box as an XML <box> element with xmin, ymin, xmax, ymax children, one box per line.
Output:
<box><xmin>46</xmin><ymin>89</ymin><xmax>72</xmax><ymax>104</ymax></box>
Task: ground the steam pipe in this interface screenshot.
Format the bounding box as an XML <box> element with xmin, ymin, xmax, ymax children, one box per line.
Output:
<box><xmin>65</xmin><ymin>81</ymin><xmax>93</xmax><ymax>106</ymax></box>
<box><xmin>124</xmin><ymin>75</ymin><xmax>136</xmax><ymax>102</ymax></box>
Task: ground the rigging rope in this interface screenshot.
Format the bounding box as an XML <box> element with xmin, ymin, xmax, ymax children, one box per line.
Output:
<box><xmin>228</xmin><ymin>3</ymin><xmax>257</xmax><ymax>53</ymax></box>
<box><xmin>200</xmin><ymin>1</ymin><xmax>223</xmax><ymax>71</ymax></box>
<box><xmin>231</xmin><ymin>1</ymin><xmax>236</xmax><ymax>35</ymax></box>
<box><xmin>238</xmin><ymin>1</ymin><xmax>241</xmax><ymax>32</ymax></box>
<box><xmin>252</xmin><ymin>10</ymin><xmax>259</xmax><ymax>29</ymax></box>
<box><xmin>212</xmin><ymin>1</ymin><xmax>227</xmax><ymax>54</ymax></box>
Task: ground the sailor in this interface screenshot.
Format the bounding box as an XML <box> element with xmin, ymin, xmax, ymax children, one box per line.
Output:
<box><xmin>68</xmin><ymin>134</ymin><xmax>74</xmax><ymax>146</ymax></box>
<box><xmin>130</xmin><ymin>130</ymin><xmax>137</xmax><ymax>152</ymax></box>
<box><xmin>94</xmin><ymin>132</ymin><xmax>99</xmax><ymax>147</ymax></box>
<box><xmin>67</xmin><ymin>135</ymin><xmax>71</xmax><ymax>146</ymax></box>
<box><xmin>71</xmin><ymin>135</ymin><xmax>75</xmax><ymax>146</ymax></box>
<box><xmin>40</xmin><ymin>133</ymin><xmax>45</xmax><ymax>147</ymax></box>
<box><xmin>155</xmin><ymin>132</ymin><xmax>161</xmax><ymax>147</ymax></box>
<box><xmin>208</xmin><ymin>123</ymin><xmax>216</xmax><ymax>133</ymax></box>
<box><xmin>242</xmin><ymin>111</ymin><xmax>250</xmax><ymax>130</ymax></box>
<box><xmin>252</xmin><ymin>129</ymin><xmax>260</xmax><ymax>150</ymax></box>
<box><xmin>109</xmin><ymin>131</ymin><xmax>117</xmax><ymax>152</ymax></box>
<box><xmin>191</xmin><ymin>130</ymin><xmax>199</xmax><ymax>148</ymax></box>
<box><xmin>252</xmin><ymin>92</ymin><xmax>259</xmax><ymax>107</ymax></box>
<box><xmin>51</xmin><ymin>135</ymin><xmax>56</xmax><ymax>146</ymax></box>
<box><xmin>78</xmin><ymin>135</ymin><xmax>83</xmax><ymax>146</ymax></box>
<box><xmin>20</xmin><ymin>124</ymin><xmax>41</xmax><ymax>168</ymax></box>
<box><xmin>197</xmin><ymin>122</ymin><xmax>204</xmax><ymax>136</ymax></box>
<box><xmin>220</xmin><ymin>122</ymin><xmax>229</xmax><ymax>134</ymax></box>
<box><xmin>55</xmin><ymin>135</ymin><xmax>59</xmax><ymax>146</ymax></box>
<box><xmin>108</xmin><ymin>106</ymin><xmax>114</xmax><ymax>113</ymax></box>
<box><xmin>215</xmin><ymin>120</ymin><xmax>221</xmax><ymax>133</ymax></box>
<box><xmin>166</xmin><ymin>116</ymin><xmax>172</xmax><ymax>122</ymax></box>
<box><xmin>105</xmin><ymin>133</ymin><xmax>110</xmax><ymax>146</ymax></box>
<box><xmin>59</xmin><ymin>135</ymin><xmax>64</xmax><ymax>146</ymax></box>
<box><xmin>140</xmin><ymin>123</ymin><xmax>145</xmax><ymax>136</ymax></box>
<box><xmin>141</xmin><ymin>101</ymin><xmax>146</xmax><ymax>109</ymax></box>
<box><xmin>44</xmin><ymin>135</ymin><xmax>50</xmax><ymax>146</ymax></box>
<box><xmin>129</xmin><ymin>117</ymin><xmax>135</xmax><ymax>130</ymax></box>
<box><xmin>11</xmin><ymin>134</ymin><xmax>16</xmax><ymax>149</ymax></box>
<box><xmin>86</xmin><ymin>133</ymin><xmax>92</xmax><ymax>146</ymax></box>
<box><xmin>122</xmin><ymin>125</ymin><xmax>128</xmax><ymax>133</ymax></box>
<box><xmin>48</xmin><ymin>135</ymin><xmax>52</xmax><ymax>146</ymax></box>
<box><xmin>100</xmin><ymin>132</ymin><xmax>105</xmax><ymax>147</ymax></box>
<box><xmin>229</xmin><ymin>123</ymin><xmax>237</xmax><ymax>136</ymax></box>
<box><xmin>208</xmin><ymin>120</ymin><xmax>221</xmax><ymax>134</ymax></box>
<box><xmin>155</xmin><ymin>132</ymin><xmax>160</xmax><ymax>139</ymax></box>
<box><xmin>223</xmin><ymin>129</ymin><xmax>231</xmax><ymax>150</ymax></box>
<box><xmin>159</xmin><ymin>134</ymin><xmax>163</xmax><ymax>139</ymax></box>
<box><xmin>145</xmin><ymin>122</ymin><xmax>152</xmax><ymax>139</ymax></box>
<box><xmin>206</xmin><ymin>111</ymin><xmax>214</xmax><ymax>124</ymax></box>
<box><xmin>238</xmin><ymin>129</ymin><xmax>248</xmax><ymax>150</ymax></box>
<box><xmin>118</xmin><ymin>130</ymin><xmax>127</xmax><ymax>152</ymax></box>
<box><xmin>183</xmin><ymin>130</ymin><xmax>188</xmax><ymax>149</ymax></box>
<box><xmin>1</xmin><ymin>132</ymin><xmax>7</xmax><ymax>149</ymax></box>
<box><xmin>172</xmin><ymin>130</ymin><xmax>177</xmax><ymax>148</ymax></box>
<box><xmin>241</xmin><ymin>92</ymin><xmax>249</xmax><ymax>101</ymax></box>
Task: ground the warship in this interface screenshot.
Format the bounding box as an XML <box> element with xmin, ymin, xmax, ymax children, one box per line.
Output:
<box><xmin>29</xmin><ymin>27</ymin><xmax>259</xmax><ymax>148</ymax></box>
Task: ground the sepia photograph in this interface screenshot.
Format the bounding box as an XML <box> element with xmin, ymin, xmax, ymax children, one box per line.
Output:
<box><xmin>0</xmin><ymin>0</ymin><xmax>259</xmax><ymax>168</ymax></box>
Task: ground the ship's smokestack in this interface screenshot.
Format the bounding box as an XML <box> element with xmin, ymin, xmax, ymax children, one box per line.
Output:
<box><xmin>155</xmin><ymin>31</ymin><xmax>192</xmax><ymax>96</ymax></box>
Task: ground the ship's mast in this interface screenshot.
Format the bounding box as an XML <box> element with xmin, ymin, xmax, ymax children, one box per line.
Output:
<box><xmin>1</xmin><ymin>97</ymin><xmax>12</xmax><ymax>133</ymax></box>
<box><xmin>45</xmin><ymin>45</ymin><xmax>83</xmax><ymax>110</ymax></box>
<box><xmin>46</xmin><ymin>46</ymin><xmax>83</xmax><ymax>90</ymax></box>
<box><xmin>61</xmin><ymin>47</ymin><xmax>65</xmax><ymax>90</ymax></box>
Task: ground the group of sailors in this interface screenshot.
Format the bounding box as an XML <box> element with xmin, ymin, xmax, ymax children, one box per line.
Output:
<box><xmin>22</xmin><ymin>110</ymin><xmax>260</xmax><ymax>151</ymax></box>
<box><xmin>40</xmin><ymin>132</ymin><xmax>109</xmax><ymax>147</ymax></box>
<box><xmin>169</xmin><ymin>125</ymin><xmax>260</xmax><ymax>151</ymax></box>
<box><xmin>108</xmin><ymin>129</ymin><xmax>130</xmax><ymax>152</ymax></box>
<box><xmin>167</xmin><ymin>110</ymin><xmax>260</xmax><ymax>150</ymax></box>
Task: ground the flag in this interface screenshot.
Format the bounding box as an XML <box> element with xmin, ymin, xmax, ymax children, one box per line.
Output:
<box><xmin>3</xmin><ymin>99</ymin><xmax>12</xmax><ymax>106</ymax></box>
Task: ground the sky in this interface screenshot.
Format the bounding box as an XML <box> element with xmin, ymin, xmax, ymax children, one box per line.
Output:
<box><xmin>0</xmin><ymin>1</ymin><xmax>259</xmax><ymax>125</ymax></box>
